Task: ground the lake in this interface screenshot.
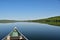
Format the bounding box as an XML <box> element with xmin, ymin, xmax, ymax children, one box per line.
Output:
<box><xmin>0</xmin><ymin>22</ymin><xmax>60</xmax><ymax>40</ymax></box>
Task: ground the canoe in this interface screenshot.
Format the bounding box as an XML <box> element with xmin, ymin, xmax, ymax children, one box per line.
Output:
<box><xmin>2</xmin><ymin>27</ymin><xmax>28</xmax><ymax>40</ymax></box>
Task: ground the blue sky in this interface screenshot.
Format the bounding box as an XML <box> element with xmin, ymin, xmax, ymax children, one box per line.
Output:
<box><xmin>0</xmin><ymin>0</ymin><xmax>60</xmax><ymax>20</ymax></box>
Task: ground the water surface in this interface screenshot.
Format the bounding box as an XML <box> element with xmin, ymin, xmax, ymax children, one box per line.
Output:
<box><xmin>0</xmin><ymin>22</ymin><xmax>60</xmax><ymax>40</ymax></box>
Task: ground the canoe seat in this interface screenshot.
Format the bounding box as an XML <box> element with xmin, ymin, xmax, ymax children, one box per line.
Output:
<box><xmin>10</xmin><ymin>36</ymin><xmax>26</xmax><ymax>40</ymax></box>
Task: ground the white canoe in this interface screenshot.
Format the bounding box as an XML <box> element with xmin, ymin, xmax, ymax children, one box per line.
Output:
<box><xmin>2</xmin><ymin>27</ymin><xmax>28</xmax><ymax>40</ymax></box>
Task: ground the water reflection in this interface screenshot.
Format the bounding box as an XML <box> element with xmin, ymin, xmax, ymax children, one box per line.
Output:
<box><xmin>0</xmin><ymin>22</ymin><xmax>60</xmax><ymax>40</ymax></box>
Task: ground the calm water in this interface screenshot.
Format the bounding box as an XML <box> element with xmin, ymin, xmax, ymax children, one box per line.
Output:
<box><xmin>0</xmin><ymin>22</ymin><xmax>60</xmax><ymax>40</ymax></box>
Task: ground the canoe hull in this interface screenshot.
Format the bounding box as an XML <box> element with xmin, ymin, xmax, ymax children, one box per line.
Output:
<box><xmin>2</xmin><ymin>27</ymin><xmax>28</xmax><ymax>40</ymax></box>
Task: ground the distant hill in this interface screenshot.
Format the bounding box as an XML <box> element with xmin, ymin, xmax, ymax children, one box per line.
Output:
<box><xmin>30</xmin><ymin>16</ymin><xmax>60</xmax><ymax>22</ymax></box>
<box><xmin>0</xmin><ymin>20</ymin><xmax>19</xmax><ymax>23</ymax></box>
<box><xmin>0</xmin><ymin>16</ymin><xmax>60</xmax><ymax>26</ymax></box>
<box><xmin>26</xmin><ymin>16</ymin><xmax>60</xmax><ymax>26</ymax></box>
